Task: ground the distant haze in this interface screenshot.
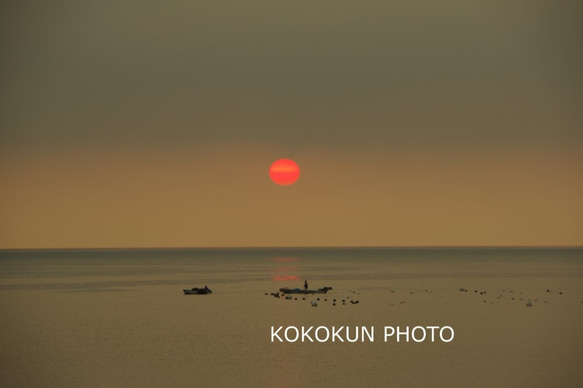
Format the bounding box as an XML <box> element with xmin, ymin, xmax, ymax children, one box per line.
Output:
<box><xmin>1</xmin><ymin>1</ymin><xmax>581</xmax><ymax>248</ymax></box>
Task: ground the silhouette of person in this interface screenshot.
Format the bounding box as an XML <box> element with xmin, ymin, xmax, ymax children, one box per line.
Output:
<box><xmin>304</xmin><ymin>280</ymin><xmax>308</xmax><ymax>290</ymax></box>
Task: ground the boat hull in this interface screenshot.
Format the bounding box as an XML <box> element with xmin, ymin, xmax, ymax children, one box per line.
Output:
<box><xmin>279</xmin><ymin>287</ymin><xmax>332</xmax><ymax>294</ymax></box>
<box><xmin>183</xmin><ymin>288</ymin><xmax>212</xmax><ymax>295</ymax></box>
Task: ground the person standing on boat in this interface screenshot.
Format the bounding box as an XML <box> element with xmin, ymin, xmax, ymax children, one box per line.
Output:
<box><xmin>304</xmin><ymin>280</ymin><xmax>308</xmax><ymax>290</ymax></box>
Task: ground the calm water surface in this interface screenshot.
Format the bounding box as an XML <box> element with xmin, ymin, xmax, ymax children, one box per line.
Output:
<box><xmin>1</xmin><ymin>247</ymin><xmax>581</xmax><ymax>291</ymax></box>
<box><xmin>1</xmin><ymin>248</ymin><xmax>582</xmax><ymax>387</ymax></box>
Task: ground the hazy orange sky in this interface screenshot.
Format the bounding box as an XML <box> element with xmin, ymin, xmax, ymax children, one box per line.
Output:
<box><xmin>1</xmin><ymin>1</ymin><xmax>581</xmax><ymax>248</ymax></box>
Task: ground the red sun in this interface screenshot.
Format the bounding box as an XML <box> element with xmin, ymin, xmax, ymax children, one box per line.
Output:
<box><xmin>269</xmin><ymin>159</ymin><xmax>300</xmax><ymax>186</ymax></box>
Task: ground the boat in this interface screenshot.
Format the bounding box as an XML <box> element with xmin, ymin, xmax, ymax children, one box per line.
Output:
<box><xmin>279</xmin><ymin>287</ymin><xmax>333</xmax><ymax>294</ymax></box>
<box><xmin>183</xmin><ymin>287</ymin><xmax>212</xmax><ymax>295</ymax></box>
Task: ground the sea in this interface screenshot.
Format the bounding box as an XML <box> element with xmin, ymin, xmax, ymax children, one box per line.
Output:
<box><xmin>1</xmin><ymin>247</ymin><xmax>582</xmax><ymax>387</ymax></box>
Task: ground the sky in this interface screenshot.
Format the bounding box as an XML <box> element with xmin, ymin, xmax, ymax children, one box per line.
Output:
<box><xmin>1</xmin><ymin>0</ymin><xmax>582</xmax><ymax>248</ymax></box>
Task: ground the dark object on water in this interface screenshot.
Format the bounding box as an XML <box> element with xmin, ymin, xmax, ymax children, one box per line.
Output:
<box><xmin>279</xmin><ymin>287</ymin><xmax>333</xmax><ymax>294</ymax></box>
<box><xmin>183</xmin><ymin>286</ymin><xmax>212</xmax><ymax>295</ymax></box>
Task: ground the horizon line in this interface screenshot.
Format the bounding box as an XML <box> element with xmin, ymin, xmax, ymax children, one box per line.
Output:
<box><xmin>1</xmin><ymin>245</ymin><xmax>582</xmax><ymax>251</ymax></box>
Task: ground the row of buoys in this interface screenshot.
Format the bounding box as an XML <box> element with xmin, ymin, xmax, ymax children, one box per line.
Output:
<box><xmin>459</xmin><ymin>287</ymin><xmax>567</xmax><ymax>307</ymax></box>
<box><xmin>265</xmin><ymin>291</ymin><xmax>359</xmax><ymax>306</ymax></box>
<box><xmin>459</xmin><ymin>288</ymin><xmax>565</xmax><ymax>295</ymax></box>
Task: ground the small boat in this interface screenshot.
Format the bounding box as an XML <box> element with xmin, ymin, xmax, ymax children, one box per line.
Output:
<box><xmin>183</xmin><ymin>287</ymin><xmax>212</xmax><ymax>295</ymax></box>
<box><xmin>279</xmin><ymin>287</ymin><xmax>333</xmax><ymax>295</ymax></box>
